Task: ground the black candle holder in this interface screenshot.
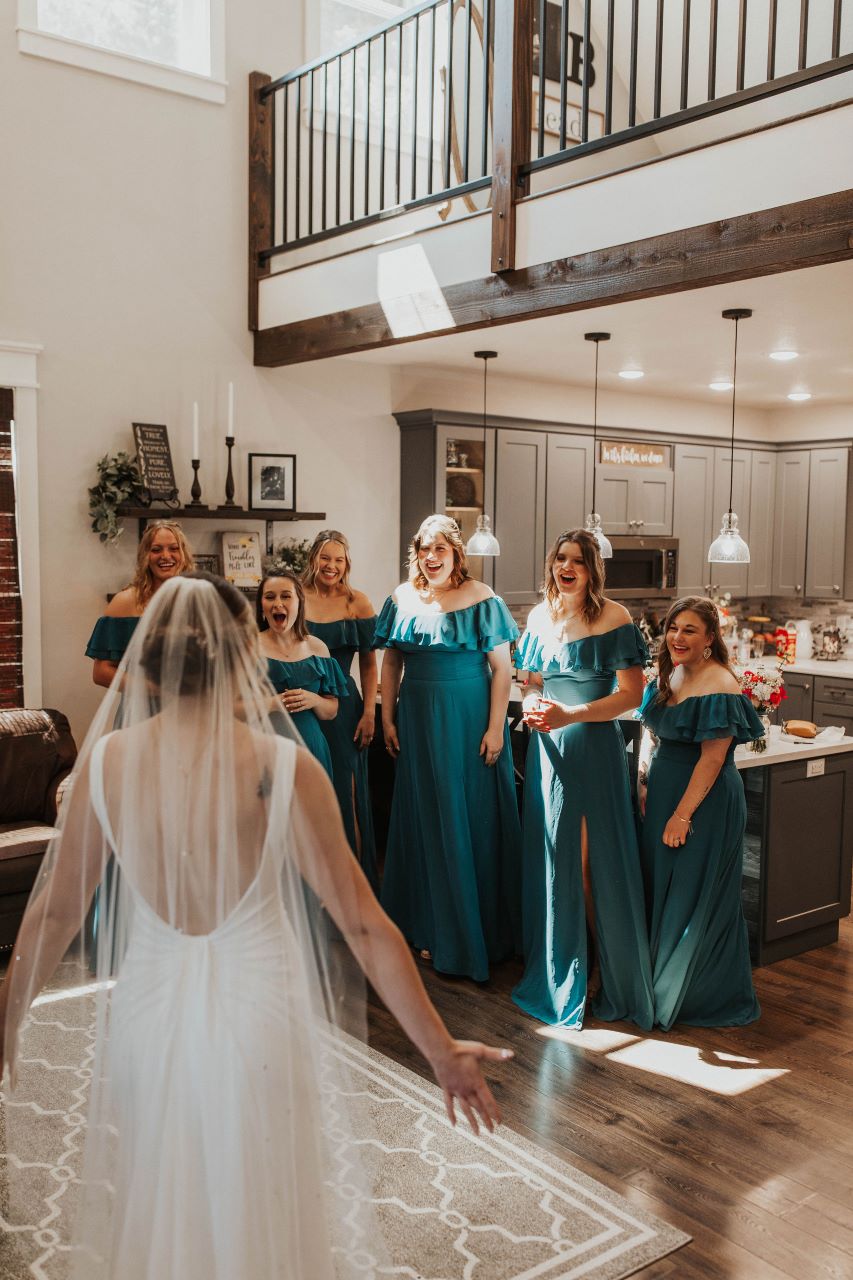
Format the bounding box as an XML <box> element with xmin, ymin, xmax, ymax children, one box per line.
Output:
<box><xmin>218</xmin><ymin>435</ymin><xmax>237</xmax><ymax>509</ymax></box>
<box><xmin>189</xmin><ymin>459</ymin><xmax>208</xmax><ymax>508</ymax></box>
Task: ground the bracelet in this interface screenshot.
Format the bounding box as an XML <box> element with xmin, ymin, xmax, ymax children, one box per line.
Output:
<box><xmin>675</xmin><ymin>812</ymin><xmax>694</xmax><ymax>834</ymax></box>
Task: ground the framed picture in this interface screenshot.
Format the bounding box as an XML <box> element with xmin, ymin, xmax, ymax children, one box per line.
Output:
<box><xmin>220</xmin><ymin>531</ymin><xmax>263</xmax><ymax>590</ymax></box>
<box><xmin>248</xmin><ymin>452</ymin><xmax>296</xmax><ymax>512</ymax></box>
<box><xmin>193</xmin><ymin>553</ymin><xmax>222</xmax><ymax>575</ymax></box>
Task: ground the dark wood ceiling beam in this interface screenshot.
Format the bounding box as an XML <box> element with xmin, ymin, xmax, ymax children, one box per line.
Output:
<box><xmin>254</xmin><ymin>188</ymin><xmax>853</xmax><ymax>366</ymax></box>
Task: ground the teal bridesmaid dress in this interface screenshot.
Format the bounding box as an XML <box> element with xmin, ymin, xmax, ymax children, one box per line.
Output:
<box><xmin>306</xmin><ymin>617</ymin><xmax>378</xmax><ymax>890</ymax></box>
<box><xmin>266</xmin><ymin>655</ymin><xmax>348</xmax><ymax>780</ymax></box>
<box><xmin>513</xmin><ymin>621</ymin><xmax>655</xmax><ymax>1029</ymax></box>
<box><xmin>638</xmin><ymin>680</ymin><xmax>763</xmax><ymax>1030</ymax></box>
<box><xmin>375</xmin><ymin>596</ymin><xmax>522</xmax><ymax>982</ymax></box>
<box><xmin>86</xmin><ymin>616</ymin><xmax>139</xmax><ymax>665</ymax></box>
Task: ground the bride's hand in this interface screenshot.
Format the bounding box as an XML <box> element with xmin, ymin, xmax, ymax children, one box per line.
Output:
<box><xmin>431</xmin><ymin>1040</ymin><xmax>513</xmax><ymax>1134</ymax></box>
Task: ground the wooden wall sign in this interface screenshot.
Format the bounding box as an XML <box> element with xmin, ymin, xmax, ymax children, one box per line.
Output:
<box><xmin>132</xmin><ymin>423</ymin><xmax>179</xmax><ymax>505</ymax></box>
<box><xmin>599</xmin><ymin>440</ymin><xmax>671</xmax><ymax>468</ymax></box>
<box><xmin>221</xmin><ymin>530</ymin><xmax>262</xmax><ymax>590</ymax></box>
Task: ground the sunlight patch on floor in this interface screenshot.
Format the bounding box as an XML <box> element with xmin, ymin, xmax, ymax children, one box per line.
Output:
<box><xmin>33</xmin><ymin>979</ymin><xmax>115</xmax><ymax>1006</ymax></box>
<box><xmin>535</xmin><ymin>1024</ymin><xmax>789</xmax><ymax>1095</ymax></box>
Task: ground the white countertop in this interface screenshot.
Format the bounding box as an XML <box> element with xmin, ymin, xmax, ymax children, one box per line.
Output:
<box><xmin>735</xmin><ymin>724</ymin><xmax>853</xmax><ymax>770</ymax></box>
<box><xmin>785</xmin><ymin>658</ymin><xmax>853</xmax><ymax>679</ymax></box>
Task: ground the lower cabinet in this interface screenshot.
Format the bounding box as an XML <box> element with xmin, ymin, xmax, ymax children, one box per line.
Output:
<box><xmin>813</xmin><ymin>675</ymin><xmax>853</xmax><ymax>734</ymax></box>
<box><xmin>782</xmin><ymin>672</ymin><xmax>814</xmax><ymax>722</ymax></box>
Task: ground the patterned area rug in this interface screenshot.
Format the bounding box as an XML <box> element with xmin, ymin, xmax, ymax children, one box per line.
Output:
<box><xmin>0</xmin><ymin>991</ymin><xmax>688</xmax><ymax>1279</ymax></box>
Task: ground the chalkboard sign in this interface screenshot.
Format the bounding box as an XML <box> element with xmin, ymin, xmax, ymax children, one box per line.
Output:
<box><xmin>133</xmin><ymin>422</ymin><xmax>179</xmax><ymax>505</ymax></box>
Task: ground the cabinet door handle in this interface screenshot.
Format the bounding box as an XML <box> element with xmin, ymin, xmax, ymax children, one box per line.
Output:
<box><xmin>834</xmin><ymin>584</ymin><xmax>841</xmax><ymax>592</ymax></box>
<box><xmin>804</xmin><ymin>683</ymin><xmax>811</xmax><ymax>691</ymax></box>
<box><xmin>796</xmin><ymin>584</ymin><xmax>802</xmax><ymax>593</ymax></box>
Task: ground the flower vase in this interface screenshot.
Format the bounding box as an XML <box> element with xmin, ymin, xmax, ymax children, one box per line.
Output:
<box><xmin>748</xmin><ymin>711</ymin><xmax>772</xmax><ymax>753</ymax></box>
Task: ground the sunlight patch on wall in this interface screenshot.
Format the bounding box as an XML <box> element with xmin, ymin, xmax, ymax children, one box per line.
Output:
<box><xmin>376</xmin><ymin>244</ymin><xmax>456</xmax><ymax>338</ymax></box>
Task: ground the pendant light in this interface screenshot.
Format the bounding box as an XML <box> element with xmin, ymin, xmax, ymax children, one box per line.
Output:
<box><xmin>465</xmin><ymin>351</ymin><xmax>501</xmax><ymax>556</ymax></box>
<box><xmin>708</xmin><ymin>308</ymin><xmax>752</xmax><ymax>565</ymax></box>
<box><xmin>583</xmin><ymin>331</ymin><xmax>613</xmax><ymax>559</ymax></box>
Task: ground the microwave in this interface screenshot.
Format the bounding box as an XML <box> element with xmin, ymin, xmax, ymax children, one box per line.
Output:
<box><xmin>604</xmin><ymin>536</ymin><xmax>679</xmax><ymax>600</ymax></box>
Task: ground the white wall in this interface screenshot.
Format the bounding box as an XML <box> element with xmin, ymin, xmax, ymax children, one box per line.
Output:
<box><xmin>0</xmin><ymin>2</ymin><xmax>401</xmax><ymax>743</ymax></box>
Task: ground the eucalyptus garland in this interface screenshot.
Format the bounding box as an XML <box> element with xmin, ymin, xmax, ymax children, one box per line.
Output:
<box><xmin>88</xmin><ymin>451</ymin><xmax>143</xmax><ymax>544</ymax></box>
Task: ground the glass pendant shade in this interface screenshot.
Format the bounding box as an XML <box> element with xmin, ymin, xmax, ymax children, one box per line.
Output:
<box><xmin>583</xmin><ymin>511</ymin><xmax>613</xmax><ymax>559</ymax></box>
<box><xmin>708</xmin><ymin>510</ymin><xmax>751</xmax><ymax>564</ymax></box>
<box><xmin>466</xmin><ymin>513</ymin><xmax>500</xmax><ymax>557</ymax></box>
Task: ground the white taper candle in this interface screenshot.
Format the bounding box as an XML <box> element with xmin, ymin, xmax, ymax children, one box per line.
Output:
<box><xmin>192</xmin><ymin>402</ymin><xmax>199</xmax><ymax>460</ymax></box>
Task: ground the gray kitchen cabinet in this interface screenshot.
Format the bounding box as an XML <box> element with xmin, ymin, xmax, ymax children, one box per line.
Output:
<box><xmin>597</xmin><ymin>465</ymin><xmax>673</xmax><ymax>536</ymax></box>
<box><xmin>813</xmin><ymin>675</ymin><xmax>853</xmax><ymax>733</ymax></box>
<box><xmin>673</xmin><ymin>443</ymin><xmax>715</xmax><ymax>594</ymax></box>
<box><xmin>772</xmin><ymin>451</ymin><xmax>810</xmax><ymax>597</ymax></box>
<box><xmin>708</xmin><ymin>447</ymin><xmax>752</xmax><ymax>595</ymax></box>
<box><xmin>747</xmin><ymin>451</ymin><xmax>776</xmax><ymax>597</ymax></box>
<box><xmin>782</xmin><ymin>671</ymin><xmax>814</xmax><ymax>722</ymax></box>
<box><xmin>493</xmin><ymin>429</ymin><xmax>548</xmax><ymax>608</ymax></box>
<box><xmin>805</xmin><ymin>447</ymin><xmax>849</xmax><ymax>599</ymax></box>
<box><xmin>545</xmin><ymin>433</ymin><xmax>593</xmax><ymax>551</ymax></box>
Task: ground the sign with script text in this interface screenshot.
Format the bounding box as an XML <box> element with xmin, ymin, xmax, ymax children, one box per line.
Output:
<box><xmin>599</xmin><ymin>441</ymin><xmax>671</xmax><ymax>469</ymax></box>
<box><xmin>221</xmin><ymin>531</ymin><xmax>262</xmax><ymax>589</ymax></box>
<box><xmin>132</xmin><ymin>423</ymin><xmax>178</xmax><ymax>502</ymax></box>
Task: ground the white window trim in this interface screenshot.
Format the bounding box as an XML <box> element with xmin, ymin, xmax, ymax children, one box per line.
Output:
<box><xmin>0</xmin><ymin>342</ymin><xmax>43</xmax><ymax>709</ymax></box>
<box><xmin>16</xmin><ymin>0</ymin><xmax>227</xmax><ymax>105</ymax></box>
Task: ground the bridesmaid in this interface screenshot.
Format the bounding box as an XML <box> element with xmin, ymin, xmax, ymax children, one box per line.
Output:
<box><xmin>302</xmin><ymin>530</ymin><xmax>379</xmax><ymax>889</ymax></box>
<box><xmin>515</xmin><ymin>529</ymin><xmax>654</xmax><ymax>1028</ymax></box>
<box><xmin>256</xmin><ymin>568</ymin><xmax>347</xmax><ymax>777</ymax></box>
<box><xmin>87</xmin><ymin>520</ymin><xmax>195</xmax><ymax>686</ymax></box>
<box><xmin>376</xmin><ymin>514</ymin><xmax>521</xmax><ymax>982</ymax></box>
<box><xmin>637</xmin><ymin>595</ymin><xmax>762</xmax><ymax>1030</ymax></box>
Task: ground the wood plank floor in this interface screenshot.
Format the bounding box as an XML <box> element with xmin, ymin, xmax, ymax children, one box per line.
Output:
<box><xmin>367</xmin><ymin>919</ymin><xmax>853</xmax><ymax>1280</ymax></box>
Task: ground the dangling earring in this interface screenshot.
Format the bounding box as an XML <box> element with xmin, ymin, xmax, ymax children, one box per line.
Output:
<box><xmin>702</xmin><ymin>645</ymin><xmax>712</xmax><ymax>660</ymax></box>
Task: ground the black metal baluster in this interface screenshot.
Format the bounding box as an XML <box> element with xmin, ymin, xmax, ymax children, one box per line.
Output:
<box><xmin>653</xmin><ymin>0</ymin><xmax>664</xmax><ymax>118</ymax></box>
<box><xmin>411</xmin><ymin>16</ymin><xmax>420</xmax><ymax>199</ymax></box>
<box><xmin>605</xmin><ymin>0</ymin><xmax>615</xmax><ymax>133</ymax></box>
<box><xmin>322</xmin><ymin>61</ymin><xmax>328</xmax><ymax>231</ymax></box>
<box><xmin>581</xmin><ymin>0</ymin><xmax>591</xmax><ymax>143</ymax></box>
<box><xmin>270</xmin><ymin>87</ymin><xmax>277</xmax><ymax>250</ymax></box>
<box><xmin>708</xmin><ymin>0</ymin><xmax>719</xmax><ymax>100</ymax></box>
<box><xmin>767</xmin><ymin>0</ymin><xmax>778</xmax><ymax>79</ymax></box>
<box><xmin>335</xmin><ymin>56</ymin><xmax>342</xmax><ymax>227</ymax></box>
<box><xmin>737</xmin><ymin>0</ymin><xmax>748</xmax><ymax>91</ymax></box>
<box><xmin>282</xmin><ymin>83</ymin><xmax>289</xmax><ymax>246</ymax></box>
<box><xmin>680</xmin><ymin>0</ymin><xmax>691</xmax><ymax>111</ymax></box>
<box><xmin>538</xmin><ymin>0</ymin><xmax>547</xmax><ymax>157</ymax></box>
<box><xmin>379</xmin><ymin>31</ymin><xmax>387</xmax><ymax>209</ymax></box>
<box><xmin>462</xmin><ymin>0</ymin><xmax>472</xmax><ymax>181</ymax></box>
<box><xmin>832</xmin><ymin>0</ymin><xmax>842</xmax><ymax>58</ymax></box>
<box><xmin>629</xmin><ymin>0</ymin><xmax>639</xmax><ymax>127</ymax></box>
<box><xmin>364</xmin><ymin>40</ymin><xmax>371</xmax><ymax>216</ymax></box>
<box><xmin>559</xmin><ymin>0</ymin><xmax>569</xmax><ymax>150</ymax></box>
<box><xmin>444</xmin><ymin>0</ymin><xmax>453</xmax><ymax>189</ymax></box>
<box><xmin>308</xmin><ymin>68</ymin><xmax>314</xmax><ymax>236</ymax></box>
<box><xmin>395</xmin><ymin>25</ymin><xmax>403</xmax><ymax>204</ymax></box>
<box><xmin>295</xmin><ymin>75</ymin><xmax>302</xmax><ymax>241</ymax></box>
<box><xmin>481</xmin><ymin>0</ymin><xmax>491</xmax><ymax>176</ymax></box>
<box><xmin>798</xmin><ymin>0</ymin><xmax>810</xmax><ymax>69</ymax></box>
<box><xmin>428</xmin><ymin>4</ymin><xmax>436</xmax><ymax>195</ymax></box>
<box><xmin>349</xmin><ymin>49</ymin><xmax>357</xmax><ymax>223</ymax></box>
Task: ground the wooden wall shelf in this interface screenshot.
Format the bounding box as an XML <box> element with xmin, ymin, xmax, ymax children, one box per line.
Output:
<box><xmin>116</xmin><ymin>505</ymin><xmax>327</xmax><ymax>551</ymax></box>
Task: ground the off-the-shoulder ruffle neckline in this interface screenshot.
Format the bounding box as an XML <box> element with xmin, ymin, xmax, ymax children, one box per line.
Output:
<box><xmin>385</xmin><ymin>594</ymin><xmax>497</xmax><ymax>619</ymax></box>
<box><xmin>542</xmin><ymin>620</ymin><xmax>638</xmax><ymax>648</ymax></box>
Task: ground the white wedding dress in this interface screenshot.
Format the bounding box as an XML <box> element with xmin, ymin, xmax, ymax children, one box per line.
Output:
<box><xmin>80</xmin><ymin>734</ymin><xmax>350</xmax><ymax>1280</ymax></box>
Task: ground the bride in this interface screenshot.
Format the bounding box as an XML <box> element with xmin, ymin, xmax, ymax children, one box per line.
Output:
<box><xmin>0</xmin><ymin>574</ymin><xmax>510</xmax><ymax>1279</ymax></box>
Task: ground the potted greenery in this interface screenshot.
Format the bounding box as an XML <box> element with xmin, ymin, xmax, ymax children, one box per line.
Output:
<box><xmin>89</xmin><ymin>452</ymin><xmax>143</xmax><ymax>544</ymax></box>
<box><xmin>269</xmin><ymin>537</ymin><xmax>312</xmax><ymax>576</ymax></box>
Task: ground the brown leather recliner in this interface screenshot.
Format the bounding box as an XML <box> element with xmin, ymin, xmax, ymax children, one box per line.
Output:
<box><xmin>0</xmin><ymin>709</ymin><xmax>77</xmax><ymax>951</ymax></box>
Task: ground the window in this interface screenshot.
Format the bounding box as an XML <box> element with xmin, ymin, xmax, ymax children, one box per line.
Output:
<box><xmin>0</xmin><ymin>390</ymin><xmax>23</xmax><ymax>709</ymax></box>
<box><xmin>312</xmin><ymin>0</ymin><xmax>415</xmax><ymax>57</ymax></box>
<box><xmin>17</xmin><ymin>0</ymin><xmax>226</xmax><ymax>103</ymax></box>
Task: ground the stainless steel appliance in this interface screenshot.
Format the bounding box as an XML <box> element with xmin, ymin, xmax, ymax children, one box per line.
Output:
<box><xmin>605</xmin><ymin>536</ymin><xmax>679</xmax><ymax>600</ymax></box>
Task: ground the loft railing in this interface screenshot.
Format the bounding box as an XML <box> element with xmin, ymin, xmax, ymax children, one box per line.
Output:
<box><xmin>250</xmin><ymin>0</ymin><xmax>852</xmax><ymax>274</ymax></box>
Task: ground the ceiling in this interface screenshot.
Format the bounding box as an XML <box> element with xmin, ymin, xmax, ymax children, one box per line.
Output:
<box><xmin>348</xmin><ymin>261</ymin><xmax>853</xmax><ymax>409</ymax></box>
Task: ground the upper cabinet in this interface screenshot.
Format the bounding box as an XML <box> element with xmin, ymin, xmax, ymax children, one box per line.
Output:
<box><xmin>598</xmin><ymin>464</ymin><xmax>674</xmax><ymax>537</ymax></box>
<box><xmin>747</xmin><ymin>451</ymin><xmax>777</xmax><ymax>597</ymax></box>
<box><xmin>673</xmin><ymin>443</ymin><xmax>715</xmax><ymax>595</ymax></box>
<box><xmin>805</xmin><ymin>447</ymin><xmax>849</xmax><ymax>599</ymax></box>
<box><xmin>710</xmin><ymin>447</ymin><xmax>752</xmax><ymax>596</ymax></box>
<box><xmin>772</xmin><ymin>451</ymin><xmax>811</xmax><ymax>598</ymax></box>
<box><xmin>544</xmin><ymin>434</ymin><xmax>593</xmax><ymax>551</ymax></box>
<box><xmin>493</xmin><ymin>430</ymin><xmax>548</xmax><ymax>608</ymax></box>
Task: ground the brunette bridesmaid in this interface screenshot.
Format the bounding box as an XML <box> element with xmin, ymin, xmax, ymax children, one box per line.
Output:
<box><xmin>376</xmin><ymin>514</ymin><xmax>521</xmax><ymax>982</ymax></box>
<box><xmin>302</xmin><ymin>531</ymin><xmax>379</xmax><ymax>888</ymax></box>
<box><xmin>514</xmin><ymin>529</ymin><xmax>654</xmax><ymax>1029</ymax></box>
<box><xmin>86</xmin><ymin>520</ymin><xmax>195</xmax><ymax>688</ymax></box>
<box><xmin>637</xmin><ymin>596</ymin><xmax>762</xmax><ymax>1030</ymax></box>
<box><xmin>256</xmin><ymin>569</ymin><xmax>347</xmax><ymax>777</ymax></box>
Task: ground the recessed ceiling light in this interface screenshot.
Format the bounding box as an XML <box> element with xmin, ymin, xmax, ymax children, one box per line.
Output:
<box><xmin>618</xmin><ymin>369</ymin><xmax>644</xmax><ymax>380</ymax></box>
<box><xmin>770</xmin><ymin>349</ymin><xmax>798</xmax><ymax>361</ymax></box>
<box><xmin>787</xmin><ymin>391</ymin><xmax>812</xmax><ymax>402</ymax></box>
<box><xmin>709</xmin><ymin>380</ymin><xmax>733</xmax><ymax>391</ymax></box>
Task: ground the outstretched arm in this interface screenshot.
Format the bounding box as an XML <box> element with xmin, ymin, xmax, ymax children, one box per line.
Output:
<box><xmin>290</xmin><ymin>749</ymin><xmax>512</xmax><ymax>1132</ymax></box>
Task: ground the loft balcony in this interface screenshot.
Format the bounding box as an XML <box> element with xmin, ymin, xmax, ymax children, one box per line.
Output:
<box><xmin>248</xmin><ymin>0</ymin><xmax>853</xmax><ymax>367</ymax></box>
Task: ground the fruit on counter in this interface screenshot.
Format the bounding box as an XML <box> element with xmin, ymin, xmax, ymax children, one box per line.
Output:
<box><xmin>782</xmin><ymin>720</ymin><xmax>818</xmax><ymax>739</ymax></box>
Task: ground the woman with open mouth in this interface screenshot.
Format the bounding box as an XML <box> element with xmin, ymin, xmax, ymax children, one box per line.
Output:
<box><xmin>302</xmin><ymin>530</ymin><xmax>379</xmax><ymax>891</ymax></box>
<box><xmin>514</xmin><ymin>528</ymin><xmax>654</xmax><ymax>1029</ymax></box>
<box><xmin>637</xmin><ymin>596</ymin><xmax>762</xmax><ymax>1030</ymax></box>
<box><xmin>86</xmin><ymin>520</ymin><xmax>195</xmax><ymax>690</ymax></box>
<box><xmin>256</xmin><ymin>568</ymin><xmax>347</xmax><ymax>777</ymax></box>
<box><xmin>375</xmin><ymin>514</ymin><xmax>521</xmax><ymax>982</ymax></box>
